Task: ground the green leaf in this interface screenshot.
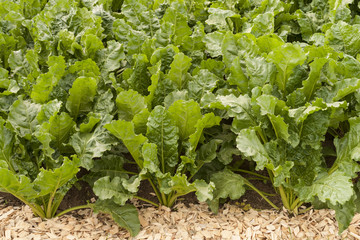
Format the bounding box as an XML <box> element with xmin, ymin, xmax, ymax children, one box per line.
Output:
<box><xmin>146</xmin><ymin>106</ymin><xmax>179</xmax><ymax>170</ymax></box>
<box><xmin>298</xmin><ymin>171</ymin><xmax>353</xmax><ymax>206</ymax></box>
<box><xmin>105</xmin><ymin>120</ymin><xmax>147</xmax><ymax>167</ymax></box>
<box><xmin>0</xmin><ymin>121</ymin><xmax>15</xmax><ymax>171</ymax></box>
<box><xmin>116</xmin><ymin>90</ymin><xmax>147</xmax><ymax>121</ymax></box>
<box><xmin>126</xmin><ymin>54</ymin><xmax>151</xmax><ymax>95</ymax></box>
<box><xmin>188</xmin><ymin>69</ymin><xmax>220</xmax><ymax>101</ymax></box>
<box><xmin>166</xmin><ymin>53</ymin><xmax>192</xmax><ymax>90</ymax></box>
<box><xmin>96</xmin><ymin>40</ymin><xmax>125</xmax><ymax>76</ymax></box>
<box><xmin>85</xmin><ymin>154</ymin><xmax>128</xmax><ymax>186</ymax></box>
<box><xmin>188</xmin><ymin>113</ymin><xmax>221</xmax><ymax>152</ymax></box>
<box><xmin>93</xmin><ymin>176</ymin><xmax>136</xmax><ymax>205</ymax></box>
<box><xmin>208</xmin><ymin>169</ymin><xmax>246</xmax><ymax>214</ymax></box>
<box><xmin>206</xmin><ymin>8</ymin><xmax>237</xmax><ymax>31</ymax></box>
<box><xmin>70</xmin><ymin>115</ymin><xmax>116</xmax><ymax>170</ymax></box>
<box><xmin>203</xmin><ymin>31</ymin><xmax>224</xmax><ymax>58</ymax></box>
<box><xmin>0</xmin><ymin>168</ymin><xmax>38</xmax><ymax>200</ymax></box>
<box><xmin>168</xmin><ymin>100</ymin><xmax>202</xmax><ymax>141</ymax></box>
<box><xmin>93</xmin><ymin>200</ymin><xmax>140</xmax><ymax>237</ymax></box>
<box><xmin>48</xmin><ymin>112</ymin><xmax>75</xmax><ymax>151</ymax></box>
<box><xmin>267</xmin><ymin>43</ymin><xmax>306</xmax><ymax>93</ymax></box>
<box><xmin>301</xmin><ymin>58</ymin><xmax>328</xmax><ymax>101</ymax></box>
<box><xmin>33</xmin><ymin>156</ymin><xmax>79</xmax><ymax>197</ymax></box>
<box><xmin>31</xmin><ymin>56</ymin><xmax>66</xmax><ymax>103</ymax></box>
<box><xmin>236</xmin><ymin>128</ymin><xmax>270</xmax><ymax>170</ymax></box>
<box><xmin>94</xmin><ymin>89</ymin><xmax>115</xmax><ymax>115</ymax></box>
<box><xmin>66</xmin><ymin>77</ymin><xmax>97</xmax><ymax>118</ymax></box>
<box><xmin>325</xmin><ymin>21</ymin><xmax>360</xmax><ymax>57</ymax></box>
<box><xmin>8</xmin><ymin>96</ymin><xmax>41</xmax><ymax>140</ymax></box>
<box><xmin>161</xmin><ymin>1</ymin><xmax>192</xmax><ymax>46</ymax></box>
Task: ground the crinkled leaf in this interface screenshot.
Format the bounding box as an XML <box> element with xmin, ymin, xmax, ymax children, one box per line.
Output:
<box><xmin>208</xmin><ymin>169</ymin><xmax>246</xmax><ymax>214</ymax></box>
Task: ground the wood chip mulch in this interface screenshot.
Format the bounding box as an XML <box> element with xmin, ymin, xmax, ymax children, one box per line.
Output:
<box><xmin>1</xmin><ymin>197</ymin><xmax>360</xmax><ymax>239</ymax></box>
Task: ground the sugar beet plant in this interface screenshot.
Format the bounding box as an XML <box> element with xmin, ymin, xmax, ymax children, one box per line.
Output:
<box><xmin>2</xmin><ymin>0</ymin><xmax>360</xmax><ymax>236</ymax></box>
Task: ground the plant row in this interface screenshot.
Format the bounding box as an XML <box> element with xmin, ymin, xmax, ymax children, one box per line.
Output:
<box><xmin>1</xmin><ymin>0</ymin><xmax>360</xmax><ymax>236</ymax></box>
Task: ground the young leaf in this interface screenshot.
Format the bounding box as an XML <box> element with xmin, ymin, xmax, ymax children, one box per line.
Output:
<box><xmin>168</xmin><ymin>100</ymin><xmax>202</xmax><ymax>141</ymax></box>
<box><xmin>116</xmin><ymin>90</ymin><xmax>147</xmax><ymax>121</ymax></box>
<box><xmin>66</xmin><ymin>77</ymin><xmax>97</xmax><ymax>118</ymax></box>
<box><xmin>167</xmin><ymin>53</ymin><xmax>192</xmax><ymax>90</ymax></box>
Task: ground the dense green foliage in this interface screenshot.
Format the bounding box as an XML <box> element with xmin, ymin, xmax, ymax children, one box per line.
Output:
<box><xmin>1</xmin><ymin>0</ymin><xmax>360</xmax><ymax>235</ymax></box>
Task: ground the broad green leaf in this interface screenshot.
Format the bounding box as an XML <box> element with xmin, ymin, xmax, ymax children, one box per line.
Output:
<box><xmin>94</xmin><ymin>89</ymin><xmax>115</xmax><ymax>115</ymax></box>
<box><xmin>236</xmin><ymin>128</ymin><xmax>270</xmax><ymax>170</ymax></box>
<box><xmin>168</xmin><ymin>100</ymin><xmax>202</xmax><ymax>141</ymax></box>
<box><xmin>206</xmin><ymin>8</ymin><xmax>237</xmax><ymax>31</ymax></box>
<box><xmin>126</xmin><ymin>54</ymin><xmax>151</xmax><ymax>95</ymax></box>
<box><xmin>268</xmin><ymin>114</ymin><xmax>290</xmax><ymax>142</ymax></box>
<box><xmin>8</xmin><ymin>96</ymin><xmax>41</xmax><ymax>140</ymax></box>
<box><xmin>147</xmin><ymin>106</ymin><xmax>179</xmax><ymax>170</ymax></box>
<box><xmin>93</xmin><ymin>200</ymin><xmax>140</xmax><ymax>237</ymax></box>
<box><xmin>68</xmin><ymin>59</ymin><xmax>100</xmax><ymax>79</ymax></box>
<box><xmin>188</xmin><ymin>69</ymin><xmax>220</xmax><ymax>101</ymax></box>
<box><xmin>300</xmin><ymin>110</ymin><xmax>330</xmax><ymax>149</ymax></box>
<box><xmin>251</xmin><ymin>12</ymin><xmax>274</xmax><ymax>37</ymax></box>
<box><xmin>188</xmin><ymin>113</ymin><xmax>221</xmax><ymax>152</ymax></box>
<box><xmin>208</xmin><ymin>169</ymin><xmax>246</xmax><ymax>214</ymax></box>
<box><xmin>301</xmin><ymin>58</ymin><xmax>328</xmax><ymax>101</ymax></box>
<box><xmin>141</xmin><ymin>142</ymin><xmax>161</xmax><ymax>175</ymax></box>
<box><xmin>96</xmin><ymin>40</ymin><xmax>125</xmax><ymax>76</ymax></box>
<box><xmin>0</xmin><ymin>122</ymin><xmax>15</xmax><ymax>171</ymax></box>
<box><xmin>31</xmin><ymin>56</ymin><xmax>66</xmax><ymax>103</ymax></box>
<box><xmin>298</xmin><ymin>171</ymin><xmax>353</xmax><ymax>206</ymax></box>
<box><xmin>116</xmin><ymin>90</ymin><xmax>147</xmax><ymax>121</ymax></box>
<box><xmin>161</xmin><ymin>1</ymin><xmax>192</xmax><ymax>46</ymax></box>
<box><xmin>167</xmin><ymin>53</ymin><xmax>192</xmax><ymax>90</ymax></box>
<box><xmin>334</xmin><ymin>117</ymin><xmax>360</xmax><ymax>177</ymax></box>
<box><xmin>0</xmin><ymin>168</ymin><xmax>38</xmax><ymax>199</ymax></box>
<box><xmin>93</xmin><ymin>176</ymin><xmax>136</xmax><ymax>205</ymax></box>
<box><xmin>81</xmin><ymin>33</ymin><xmax>104</xmax><ymax>59</ymax></box>
<box><xmin>227</xmin><ymin>57</ymin><xmax>248</xmax><ymax>93</ymax></box>
<box><xmin>33</xmin><ymin>157</ymin><xmax>79</xmax><ymax>197</ymax></box>
<box><xmin>267</xmin><ymin>43</ymin><xmax>306</xmax><ymax>93</ymax></box>
<box><xmin>79</xmin><ymin>113</ymin><xmax>101</xmax><ymax>133</ymax></box>
<box><xmin>245</xmin><ymin>56</ymin><xmax>276</xmax><ymax>89</ymax></box>
<box><xmin>37</xmin><ymin>100</ymin><xmax>62</xmax><ymax>124</ymax></box>
<box><xmin>48</xmin><ymin>112</ymin><xmax>75</xmax><ymax>151</ymax></box>
<box><xmin>66</xmin><ymin>77</ymin><xmax>97</xmax><ymax>118</ymax></box>
<box><xmin>105</xmin><ymin>120</ymin><xmax>147</xmax><ymax>167</ymax></box>
<box><xmin>70</xmin><ymin>115</ymin><xmax>116</xmax><ymax>170</ymax></box>
<box><xmin>85</xmin><ymin>154</ymin><xmax>128</xmax><ymax>186</ymax></box>
<box><xmin>325</xmin><ymin>21</ymin><xmax>360</xmax><ymax>57</ymax></box>
<box><xmin>203</xmin><ymin>31</ymin><xmax>224</xmax><ymax>58</ymax></box>
<box><xmin>256</xmin><ymin>34</ymin><xmax>284</xmax><ymax>53</ymax></box>
<box><xmin>333</xmin><ymin>78</ymin><xmax>360</xmax><ymax>101</ymax></box>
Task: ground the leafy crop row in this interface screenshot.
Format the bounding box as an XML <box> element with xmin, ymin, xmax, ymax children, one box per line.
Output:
<box><xmin>1</xmin><ymin>0</ymin><xmax>360</xmax><ymax>236</ymax></box>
